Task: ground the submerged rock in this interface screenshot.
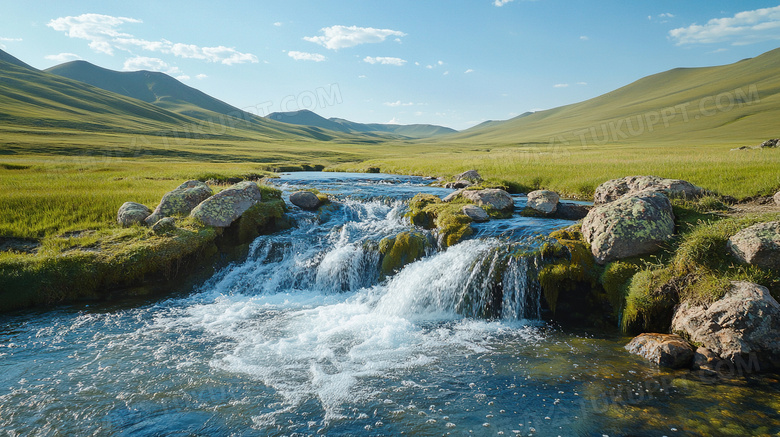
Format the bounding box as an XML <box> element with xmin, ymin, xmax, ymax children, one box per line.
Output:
<box><xmin>582</xmin><ymin>190</ymin><xmax>675</xmax><ymax>264</ymax></box>
<box><xmin>727</xmin><ymin>221</ymin><xmax>780</xmax><ymax>270</ymax></box>
<box><xmin>671</xmin><ymin>281</ymin><xmax>780</xmax><ymax>370</ymax></box>
<box><xmin>190</xmin><ymin>181</ymin><xmax>263</xmax><ymax>227</ymax></box>
<box><xmin>625</xmin><ymin>333</ymin><xmax>694</xmax><ymax>369</ymax></box>
<box><xmin>454</xmin><ymin>169</ymin><xmax>482</xmax><ymax>183</ymax></box>
<box><xmin>692</xmin><ymin>347</ymin><xmax>724</xmax><ymax>372</ymax></box>
<box><xmin>461</xmin><ymin>204</ymin><xmax>489</xmax><ymax>223</ymax></box>
<box><xmin>460</xmin><ymin>189</ymin><xmax>514</xmax><ymax>213</ymax></box>
<box><xmin>289</xmin><ymin>190</ymin><xmax>322</xmax><ymax>210</ymax></box>
<box><xmin>117</xmin><ymin>202</ymin><xmax>151</xmax><ymax>227</ymax></box>
<box><xmin>594</xmin><ymin>175</ymin><xmax>703</xmax><ymax>204</ymax></box>
<box><xmin>554</xmin><ymin>203</ymin><xmax>590</xmax><ymax>220</ymax></box>
<box><xmin>145</xmin><ymin>180</ymin><xmax>213</xmax><ymax>225</ymax></box>
<box><xmin>526</xmin><ymin>190</ymin><xmax>559</xmax><ymax>215</ymax></box>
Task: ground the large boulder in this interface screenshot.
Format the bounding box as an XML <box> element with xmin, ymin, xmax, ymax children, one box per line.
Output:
<box><xmin>289</xmin><ymin>190</ymin><xmax>322</xmax><ymax>210</ymax></box>
<box><xmin>460</xmin><ymin>189</ymin><xmax>514</xmax><ymax>213</ymax></box>
<box><xmin>594</xmin><ymin>175</ymin><xmax>703</xmax><ymax>204</ymax></box>
<box><xmin>190</xmin><ymin>181</ymin><xmax>263</xmax><ymax>227</ymax></box>
<box><xmin>145</xmin><ymin>180</ymin><xmax>213</xmax><ymax>225</ymax></box>
<box><xmin>625</xmin><ymin>333</ymin><xmax>694</xmax><ymax>369</ymax></box>
<box><xmin>526</xmin><ymin>190</ymin><xmax>560</xmax><ymax>215</ymax></box>
<box><xmin>461</xmin><ymin>204</ymin><xmax>489</xmax><ymax>223</ymax></box>
<box><xmin>454</xmin><ymin>170</ymin><xmax>482</xmax><ymax>183</ymax></box>
<box><xmin>554</xmin><ymin>203</ymin><xmax>590</xmax><ymax>220</ymax></box>
<box><xmin>117</xmin><ymin>202</ymin><xmax>151</xmax><ymax>227</ymax></box>
<box><xmin>582</xmin><ymin>190</ymin><xmax>675</xmax><ymax>264</ymax></box>
<box><xmin>727</xmin><ymin>221</ymin><xmax>780</xmax><ymax>270</ymax></box>
<box><xmin>672</xmin><ymin>281</ymin><xmax>780</xmax><ymax>370</ymax></box>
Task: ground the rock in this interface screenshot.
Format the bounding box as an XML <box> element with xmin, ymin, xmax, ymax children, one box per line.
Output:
<box><xmin>625</xmin><ymin>333</ymin><xmax>694</xmax><ymax>369</ymax></box>
<box><xmin>460</xmin><ymin>189</ymin><xmax>514</xmax><ymax>212</ymax></box>
<box><xmin>461</xmin><ymin>205</ymin><xmax>489</xmax><ymax>223</ymax></box>
<box><xmin>117</xmin><ymin>202</ymin><xmax>151</xmax><ymax>227</ymax></box>
<box><xmin>758</xmin><ymin>138</ymin><xmax>779</xmax><ymax>148</ymax></box>
<box><xmin>442</xmin><ymin>189</ymin><xmax>464</xmax><ymax>203</ymax></box>
<box><xmin>672</xmin><ymin>281</ymin><xmax>780</xmax><ymax>370</ymax></box>
<box><xmin>594</xmin><ymin>175</ymin><xmax>703</xmax><ymax>204</ymax></box>
<box><xmin>151</xmin><ymin>217</ymin><xmax>177</xmax><ymax>234</ymax></box>
<box><xmin>727</xmin><ymin>221</ymin><xmax>780</xmax><ymax>270</ymax></box>
<box><xmin>454</xmin><ymin>170</ymin><xmax>482</xmax><ymax>183</ymax></box>
<box><xmin>190</xmin><ymin>181</ymin><xmax>263</xmax><ymax>227</ymax></box>
<box><xmin>445</xmin><ymin>180</ymin><xmax>472</xmax><ymax>189</ymax></box>
<box><xmin>379</xmin><ymin>231</ymin><xmax>431</xmax><ymax>279</ymax></box>
<box><xmin>526</xmin><ymin>190</ymin><xmax>560</xmax><ymax>215</ymax></box>
<box><xmin>582</xmin><ymin>190</ymin><xmax>675</xmax><ymax>264</ymax></box>
<box><xmin>289</xmin><ymin>190</ymin><xmax>322</xmax><ymax>210</ymax></box>
<box><xmin>774</xmin><ymin>191</ymin><xmax>780</xmax><ymax>206</ymax></box>
<box><xmin>145</xmin><ymin>180</ymin><xmax>213</xmax><ymax>225</ymax></box>
<box><xmin>692</xmin><ymin>347</ymin><xmax>723</xmax><ymax>372</ymax></box>
<box><xmin>554</xmin><ymin>203</ymin><xmax>590</xmax><ymax>220</ymax></box>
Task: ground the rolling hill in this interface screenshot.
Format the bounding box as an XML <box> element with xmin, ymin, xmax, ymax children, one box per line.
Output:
<box><xmin>451</xmin><ymin>48</ymin><xmax>780</xmax><ymax>146</ymax></box>
<box><xmin>267</xmin><ymin>109</ymin><xmax>457</xmax><ymax>139</ymax></box>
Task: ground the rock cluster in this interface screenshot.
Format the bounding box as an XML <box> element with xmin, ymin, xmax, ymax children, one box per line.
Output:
<box><xmin>145</xmin><ymin>180</ymin><xmax>213</xmax><ymax>226</ymax></box>
<box><xmin>460</xmin><ymin>189</ymin><xmax>514</xmax><ymax>212</ymax></box>
<box><xmin>190</xmin><ymin>181</ymin><xmax>263</xmax><ymax>227</ymax></box>
<box><xmin>759</xmin><ymin>138</ymin><xmax>779</xmax><ymax>148</ymax></box>
<box><xmin>593</xmin><ymin>175</ymin><xmax>703</xmax><ymax>204</ymax></box>
<box><xmin>117</xmin><ymin>202</ymin><xmax>151</xmax><ymax>227</ymax></box>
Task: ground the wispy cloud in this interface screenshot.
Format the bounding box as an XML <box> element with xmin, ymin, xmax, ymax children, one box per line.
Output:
<box><xmin>288</xmin><ymin>51</ymin><xmax>326</xmax><ymax>62</ymax></box>
<box><xmin>273</xmin><ymin>22</ymin><xmax>283</xmax><ymax>27</ymax></box>
<box><xmin>384</xmin><ymin>101</ymin><xmax>415</xmax><ymax>107</ymax></box>
<box><xmin>0</xmin><ymin>36</ymin><xmax>23</xmax><ymax>48</ymax></box>
<box><xmin>47</xmin><ymin>13</ymin><xmax>258</xmax><ymax>65</ymax></box>
<box><xmin>364</xmin><ymin>56</ymin><xmax>406</xmax><ymax>66</ymax></box>
<box><xmin>196</xmin><ymin>73</ymin><xmax>208</xmax><ymax>80</ymax></box>
<box><xmin>122</xmin><ymin>56</ymin><xmax>182</xmax><ymax>76</ymax></box>
<box><xmin>464</xmin><ymin>68</ymin><xmax>474</xmax><ymax>74</ymax></box>
<box><xmin>580</xmin><ymin>35</ymin><xmax>589</xmax><ymax>41</ymax></box>
<box><xmin>304</xmin><ymin>25</ymin><xmax>405</xmax><ymax>50</ymax></box>
<box><xmin>44</xmin><ymin>52</ymin><xmax>82</xmax><ymax>63</ymax></box>
<box><xmin>553</xmin><ymin>83</ymin><xmax>569</xmax><ymax>88</ymax></box>
<box><xmin>576</xmin><ymin>81</ymin><xmax>588</xmax><ymax>86</ymax></box>
<box><xmin>670</xmin><ymin>6</ymin><xmax>780</xmax><ymax>45</ymax></box>
<box><xmin>494</xmin><ymin>0</ymin><xmax>514</xmax><ymax>6</ymax></box>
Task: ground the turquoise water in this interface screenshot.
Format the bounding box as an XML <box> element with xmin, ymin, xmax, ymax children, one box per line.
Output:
<box><xmin>1</xmin><ymin>173</ymin><xmax>777</xmax><ymax>436</ymax></box>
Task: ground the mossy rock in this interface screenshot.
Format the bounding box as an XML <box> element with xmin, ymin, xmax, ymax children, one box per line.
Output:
<box><xmin>378</xmin><ymin>231</ymin><xmax>431</xmax><ymax>279</ymax></box>
<box><xmin>407</xmin><ymin>193</ymin><xmax>474</xmax><ymax>247</ymax></box>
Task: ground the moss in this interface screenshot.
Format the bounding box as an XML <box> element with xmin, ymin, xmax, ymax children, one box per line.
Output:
<box><xmin>621</xmin><ymin>267</ymin><xmax>677</xmax><ymax>334</ymax></box>
<box><xmin>407</xmin><ymin>193</ymin><xmax>441</xmax><ymax>228</ymax></box>
<box><xmin>406</xmin><ymin>193</ymin><xmax>474</xmax><ymax>247</ymax></box>
<box><xmin>600</xmin><ymin>260</ymin><xmax>641</xmax><ymax>321</ymax></box>
<box><xmin>378</xmin><ymin>231</ymin><xmax>430</xmax><ymax>279</ymax></box>
<box><xmin>300</xmin><ymin>187</ymin><xmax>330</xmax><ymax>205</ymax></box>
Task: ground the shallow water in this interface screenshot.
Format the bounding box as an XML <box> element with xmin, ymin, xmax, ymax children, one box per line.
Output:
<box><xmin>1</xmin><ymin>173</ymin><xmax>778</xmax><ymax>436</ymax></box>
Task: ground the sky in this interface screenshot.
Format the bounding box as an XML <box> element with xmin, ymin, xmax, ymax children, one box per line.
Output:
<box><xmin>2</xmin><ymin>1</ymin><xmax>780</xmax><ymax>130</ymax></box>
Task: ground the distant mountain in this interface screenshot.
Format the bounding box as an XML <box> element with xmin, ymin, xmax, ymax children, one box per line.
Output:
<box><xmin>0</xmin><ymin>49</ymin><xmax>35</xmax><ymax>70</ymax></box>
<box><xmin>446</xmin><ymin>48</ymin><xmax>780</xmax><ymax>145</ymax></box>
<box><xmin>267</xmin><ymin>109</ymin><xmax>457</xmax><ymax>139</ymax></box>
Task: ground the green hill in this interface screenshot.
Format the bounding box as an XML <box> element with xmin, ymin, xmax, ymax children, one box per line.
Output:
<box><xmin>449</xmin><ymin>48</ymin><xmax>780</xmax><ymax>146</ymax></box>
<box><xmin>268</xmin><ymin>109</ymin><xmax>457</xmax><ymax>139</ymax></box>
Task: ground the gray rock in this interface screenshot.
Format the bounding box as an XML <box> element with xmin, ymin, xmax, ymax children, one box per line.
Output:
<box><xmin>454</xmin><ymin>170</ymin><xmax>482</xmax><ymax>183</ymax></box>
<box><xmin>582</xmin><ymin>190</ymin><xmax>675</xmax><ymax>264</ymax></box>
<box><xmin>594</xmin><ymin>175</ymin><xmax>703</xmax><ymax>204</ymax></box>
<box><xmin>461</xmin><ymin>205</ymin><xmax>489</xmax><ymax>223</ymax></box>
<box><xmin>151</xmin><ymin>217</ymin><xmax>177</xmax><ymax>234</ymax></box>
<box><xmin>526</xmin><ymin>190</ymin><xmax>560</xmax><ymax>214</ymax></box>
<box><xmin>460</xmin><ymin>189</ymin><xmax>514</xmax><ymax>212</ymax></box>
<box><xmin>442</xmin><ymin>189</ymin><xmax>464</xmax><ymax>203</ymax></box>
<box><xmin>759</xmin><ymin>138</ymin><xmax>779</xmax><ymax>148</ymax></box>
<box><xmin>692</xmin><ymin>347</ymin><xmax>723</xmax><ymax>372</ymax></box>
<box><xmin>290</xmin><ymin>190</ymin><xmax>322</xmax><ymax>210</ymax></box>
<box><xmin>117</xmin><ymin>202</ymin><xmax>151</xmax><ymax>227</ymax></box>
<box><xmin>672</xmin><ymin>281</ymin><xmax>780</xmax><ymax>370</ymax></box>
<box><xmin>555</xmin><ymin>203</ymin><xmax>590</xmax><ymax>220</ymax></box>
<box><xmin>774</xmin><ymin>191</ymin><xmax>780</xmax><ymax>206</ymax></box>
<box><xmin>445</xmin><ymin>180</ymin><xmax>472</xmax><ymax>189</ymax></box>
<box><xmin>145</xmin><ymin>180</ymin><xmax>213</xmax><ymax>225</ymax></box>
<box><xmin>727</xmin><ymin>221</ymin><xmax>780</xmax><ymax>270</ymax></box>
<box><xmin>190</xmin><ymin>181</ymin><xmax>263</xmax><ymax>227</ymax></box>
<box><xmin>625</xmin><ymin>333</ymin><xmax>694</xmax><ymax>369</ymax></box>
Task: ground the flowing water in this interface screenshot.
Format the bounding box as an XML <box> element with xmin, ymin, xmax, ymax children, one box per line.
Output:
<box><xmin>1</xmin><ymin>173</ymin><xmax>778</xmax><ymax>436</ymax></box>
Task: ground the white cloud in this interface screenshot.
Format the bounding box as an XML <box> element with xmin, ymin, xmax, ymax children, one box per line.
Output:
<box><xmin>660</xmin><ymin>13</ymin><xmax>675</xmax><ymax>19</ymax></box>
<box><xmin>288</xmin><ymin>51</ymin><xmax>326</xmax><ymax>62</ymax></box>
<box><xmin>670</xmin><ymin>5</ymin><xmax>780</xmax><ymax>45</ymax></box>
<box><xmin>364</xmin><ymin>56</ymin><xmax>406</xmax><ymax>66</ymax></box>
<box><xmin>122</xmin><ymin>56</ymin><xmax>182</xmax><ymax>76</ymax></box>
<box><xmin>176</xmin><ymin>75</ymin><xmax>190</xmax><ymax>81</ymax></box>
<box><xmin>464</xmin><ymin>68</ymin><xmax>474</xmax><ymax>73</ymax></box>
<box><xmin>580</xmin><ymin>35</ymin><xmax>589</xmax><ymax>40</ymax></box>
<box><xmin>384</xmin><ymin>101</ymin><xmax>414</xmax><ymax>107</ymax></box>
<box><xmin>0</xmin><ymin>37</ymin><xmax>22</xmax><ymax>42</ymax></box>
<box><xmin>387</xmin><ymin>117</ymin><xmax>401</xmax><ymax>124</ymax></box>
<box><xmin>437</xmin><ymin>60</ymin><xmax>444</xmax><ymax>65</ymax></box>
<box><xmin>494</xmin><ymin>0</ymin><xmax>514</xmax><ymax>6</ymax></box>
<box><xmin>425</xmin><ymin>64</ymin><xmax>433</xmax><ymax>69</ymax></box>
<box><xmin>196</xmin><ymin>73</ymin><xmax>208</xmax><ymax>79</ymax></box>
<box><xmin>304</xmin><ymin>25</ymin><xmax>405</xmax><ymax>50</ymax></box>
<box><xmin>358</xmin><ymin>74</ymin><xmax>367</xmax><ymax>78</ymax></box>
<box><xmin>47</xmin><ymin>13</ymin><xmax>258</xmax><ymax>64</ymax></box>
<box><xmin>443</xmin><ymin>70</ymin><xmax>449</xmax><ymax>75</ymax></box>
<box><xmin>553</xmin><ymin>83</ymin><xmax>569</xmax><ymax>88</ymax></box>
<box><xmin>577</xmin><ymin>81</ymin><xmax>588</xmax><ymax>85</ymax></box>
<box><xmin>273</xmin><ymin>22</ymin><xmax>283</xmax><ymax>27</ymax></box>
<box><xmin>44</xmin><ymin>52</ymin><xmax>82</xmax><ymax>63</ymax></box>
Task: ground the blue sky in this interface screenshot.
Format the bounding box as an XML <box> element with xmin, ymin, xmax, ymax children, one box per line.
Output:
<box><xmin>3</xmin><ymin>1</ymin><xmax>780</xmax><ymax>130</ymax></box>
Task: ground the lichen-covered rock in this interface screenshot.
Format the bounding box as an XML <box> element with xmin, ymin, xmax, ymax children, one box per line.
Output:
<box><xmin>378</xmin><ymin>231</ymin><xmax>431</xmax><ymax>279</ymax></box>
<box><xmin>461</xmin><ymin>205</ymin><xmax>489</xmax><ymax>223</ymax></box>
<box><xmin>594</xmin><ymin>175</ymin><xmax>703</xmax><ymax>204</ymax></box>
<box><xmin>672</xmin><ymin>281</ymin><xmax>780</xmax><ymax>370</ymax></box>
<box><xmin>582</xmin><ymin>190</ymin><xmax>674</xmax><ymax>264</ymax></box>
<box><xmin>289</xmin><ymin>190</ymin><xmax>322</xmax><ymax>210</ymax></box>
<box><xmin>117</xmin><ymin>202</ymin><xmax>151</xmax><ymax>227</ymax></box>
<box><xmin>775</xmin><ymin>191</ymin><xmax>780</xmax><ymax>206</ymax></box>
<box><xmin>460</xmin><ymin>189</ymin><xmax>514</xmax><ymax>212</ymax></box>
<box><xmin>454</xmin><ymin>170</ymin><xmax>482</xmax><ymax>183</ymax></box>
<box><xmin>759</xmin><ymin>138</ymin><xmax>779</xmax><ymax>148</ymax></box>
<box><xmin>442</xmin><ymin>189</ymin><xmax>463</xmax><ymax>203</ymax></box>
<box><xmin>145</xmin><ymin>180</ymin><xmax>213</xmax><ymax>225</ymax></box>
<box><xmin>151</xmin><ymin>217</ymin><xmax>177</xmax><ymax>234</ymax></box>
<box><xmin>625</xmin><ymin>333</ymin><xmax>694</xmax><ymax>369</ymax></box>
<box><xmin>526</xmin><ymin>190</ymin><xmax>560</xmax><ymax>214</ymax></box>
<box><xmin>727</xmin><ymin>221</ymin><xmax>780</xmax><ymax>270</ymax></box>
<box><xmin>445</xmin><ymin>180</ymin><xmax>472</xmax><ymax>189</ymax></box>
<box><xmin>190</xmin><ymin>181</ymin><xmax>263</xmax><ymax>227</ymax></box>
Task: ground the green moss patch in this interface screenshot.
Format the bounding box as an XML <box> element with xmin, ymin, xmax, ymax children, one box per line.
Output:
<box><xmin>407</xmin><ymin>193</ymin><xmax>473</xmax><ymax>247</ymax></box>
<box><xmin>378</xmin><ymin>231</ymin><xmax>431</xmax><ymax>279</ymax></box>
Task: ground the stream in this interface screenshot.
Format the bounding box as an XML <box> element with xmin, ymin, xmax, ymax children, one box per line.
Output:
<box><xmin>1</xmin><ymin>172</ymin><xmax>778</xmax><ymax>436</ymax></box>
